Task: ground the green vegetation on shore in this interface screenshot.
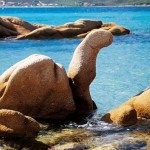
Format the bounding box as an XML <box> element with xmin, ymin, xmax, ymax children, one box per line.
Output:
<box><xmin>1</xmin><ymin>0</ymin><xmax>150</xmax><ymax>6</ymax></box>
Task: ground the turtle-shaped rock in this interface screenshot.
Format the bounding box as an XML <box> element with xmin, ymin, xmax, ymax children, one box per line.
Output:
<box><xmin>0</xmin><ymin>29</ymin><xmax>113</xmax><ymax>137</ymax></box>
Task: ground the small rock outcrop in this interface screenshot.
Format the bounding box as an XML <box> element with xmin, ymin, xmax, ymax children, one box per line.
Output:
<box><xmin>77</xmin><ymin>22</ymin><xmax>130</xmax><ymax>38</ymax></box>
<box><xmin>101</xmin><ymin>22</ymin><xmax>130</xmax><ymax>35</ymax></box>
<box><xmin>102</xmin><ymin>88</ymin><xmax>150</xmax><ymax>126</ymax></box>
<box><xmin>101</xmin><ymin>105</ymin><xmax>137</xmax><ymax>126</ymax></box>
<box><xmin>68</xmin><ymin>29</ymin><xmax>113</xmax><ymax>114</ymax></box>
<box><xmin>0</xmin><ymin>109</ymin><xmax>40</xmax><ymax>137</ymax></box>
<box><xmin>0</xmin><ymin>54</ymin><xmax>75</xmax><ymax>119</ymax></box>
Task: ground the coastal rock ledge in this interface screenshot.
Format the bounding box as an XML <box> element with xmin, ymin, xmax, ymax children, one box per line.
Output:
<box><xmin>0</xmin><ymin>16</ymin><xmax>130</xmax><ymax>40</ymax></box>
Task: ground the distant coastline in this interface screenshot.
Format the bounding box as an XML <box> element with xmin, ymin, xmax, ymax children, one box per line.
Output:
<box><xmin>0</xmin><ymin>5</ymin><xmax>150</xmax><ymax>8</ymax></box>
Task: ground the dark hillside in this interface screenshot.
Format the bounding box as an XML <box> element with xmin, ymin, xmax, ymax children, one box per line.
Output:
<box><xmin>3</xmin><ymin>0</ymin><xmax>150</xmax><ymax>6</ymax></box>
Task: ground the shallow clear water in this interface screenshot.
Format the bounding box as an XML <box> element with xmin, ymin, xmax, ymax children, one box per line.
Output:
<box><xmin>0</xmin><ymin>6</ymin><xmax>150</xmax><ymax>149</ymax></box>
<box><xmin>0</xmin><ymin>6</ymin><xmax>150</xmax><ymax>114</ymax></box>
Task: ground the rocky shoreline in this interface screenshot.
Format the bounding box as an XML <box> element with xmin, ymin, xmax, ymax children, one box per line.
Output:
<box><xmin>0</xmin><ymin>17</ymin><xmax>150</xmax><ymax>149</ymax></box>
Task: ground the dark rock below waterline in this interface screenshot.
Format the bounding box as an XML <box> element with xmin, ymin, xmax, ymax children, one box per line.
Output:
<box><xmin>0</xmin><ymin>16</ymin><xmax>130</xmax><ymax>40</ymax></box>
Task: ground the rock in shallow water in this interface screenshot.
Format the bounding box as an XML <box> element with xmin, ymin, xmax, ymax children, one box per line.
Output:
<box><xmin>101</xmin><ymin>105</ymin><xmax>137</xmax><ymax>126</ymax></box>
<box><xmin>101</xmin><ymin>22</ymin><xmax>130</xmax><ymax>35</ymax></box>
<box><xmin>0</xmin><ymin>54</ymin><xmax>75</xmax><ymax>120</ymax></box>
<box><xmin>0</xmin><ymin>16</ymin><xmax>130</xmax><ymax>39</ymax></box>
<box><xmin>0</xmin><ymin>109</ymin><xmax>40</xmax><ymax>137</ymax></box>
<box><xmin>68</xmin><ymin>29</ymin><xmax>113</xmax><ymax>115</ymax></box>
<box><xmin>102</xmin><ymin>87</ymin><xmax>150</xmax><ymax>126</ymax></box>
<box><xmin>77</xmin><ymin>22</ymin><xmax>130</xmax><ymax>38</ymax></box>
<box><xmin>133</xmin><ymin>88</ymin><xmax>150</xmax><ymax>119</ymax></box>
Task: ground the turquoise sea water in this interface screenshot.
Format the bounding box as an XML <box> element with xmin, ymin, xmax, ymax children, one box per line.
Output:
<box><xmin>0</xmin><ymin>7</ymin><xmax>150</xmax><ymax>114</ymax></box>
<box><xmin>0</xmin><ymin>6</ymin><xmax>150</xmax><ymax>115</ymax></box>
<box><xmin>0</xmin><ymin>6</ymin><xmax>150</xmax><ymax>149</ymax></box>
<box><xmin>0</xmin><ymin>6</ymin><xmax>150</xmax><ymax>114</ymax></box>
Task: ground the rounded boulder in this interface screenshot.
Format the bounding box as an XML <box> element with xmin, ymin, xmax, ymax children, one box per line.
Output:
<box><xmin>0</xmin><ymin>54</ymin><xmax>75</xmax><ymax>120</ymax></box>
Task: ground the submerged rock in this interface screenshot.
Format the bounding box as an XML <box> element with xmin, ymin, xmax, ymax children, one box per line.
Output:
<box><xmin>102</xmin><ymin>87</ymin><xmax>150</xmax><ymax>126</ymax></box>
<box><xmin>0</xmin><ymin>54</ymin><xmax>75</xmax><ymax>119</ymax></box>
<box><xmin>68</xmin><ymin>29</ymin><xmax>113</xmax><ymax>115</ymax></box>
<box><xmin>0</xmin><ymin>109</ymin><xmax>40</xmax><ymax>137</ymax></box>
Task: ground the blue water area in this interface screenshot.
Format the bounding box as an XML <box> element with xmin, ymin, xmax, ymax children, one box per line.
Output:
<box><xmin>0</xmin><ymin>6</ymin><xmax>150</xmax><ymax>115</ymax></box>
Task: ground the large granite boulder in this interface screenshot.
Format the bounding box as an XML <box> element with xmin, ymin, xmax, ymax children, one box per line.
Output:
<box><xmin>0</xmin><ymin>54</ymin><xmax>75</xmax><ymax>119</ymax></box>
<box><xmin>68</xmin><ymin>29</ymin><xmax>113</xmax><ymax>115</ymax></box>
<box><xmin>1</xmin><ymin>16</ymin><xmax>36</xmax><ymax>34</ymax></box>
<box><xmin>102</xmin><ymin>88</ymin><xmax>150</xmax><ymax>126</ymax></box>
<box><xmin>0</xmin><ymin>17</ymin><xmax>18</xmax><ymax>37</ymax></box>
<box><xmin>0</xmin><ymin>25</ymin><xmax>18</xmax><ymax>37</ymax></box>
<box><xmin>0</xmin><ymin>109</ymin><xmax>40</xmax><ymax>137</ymax></box>
<box><xmin>0</xmin><ymin>16</ymin><xmax>36</xmax><ymax>37</ymax></box>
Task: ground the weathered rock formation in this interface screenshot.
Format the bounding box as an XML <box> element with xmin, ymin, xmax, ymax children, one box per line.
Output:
<box><xmin>0</xmin><ymin>16</ymin><xmax>36</xmax><ymax>37</ymax></box>
<box><xmin>101</xmin><ymin>22</ymin><xmax>130</xmax><ymax>35</ymax></box>
<box><xmin>16</xmin><ymin>19</ymin><xmax>102</xmax><ymax>39</ymax></box>
<box><xmin>77</xmin><ymin>22</ymin><xmax>130</xmax><ymax>38</ymax></box>
<box><xmin>16</xmin><ymin>27</ymin><xmax>62</xmax><ymax>40</ymax></box>
<box><xmin>0</xmin><ymin>16</ymin><xmax>130</xmax><ymax>39</ymax></box>
<box><xmin>133</xmin><ymin>88</ymin><xmax>150</xmax><ymax>119</ymax></box>
<box><xmin>102</xmin><ymin>87</ymin><xmax>150</xmax><ymax>126</ymax></box>
<box><xmin>68</xmin><ymin>29</ymin><xmax>113</xmax><ymax>114</ymax></box>
<box><xmin>101</xmin><ymin>105</ymin><xmax>137</xmax><ymax>126</ymax></box>
<box><xmin>0</xmin><ymin>54</ymin><xmax>75</xmax><ymax>119</ymax></box>
<box><xmin>0</xmin><ymin>109</ymin><xmax>40</xmax><ymax>137</ymax></box>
